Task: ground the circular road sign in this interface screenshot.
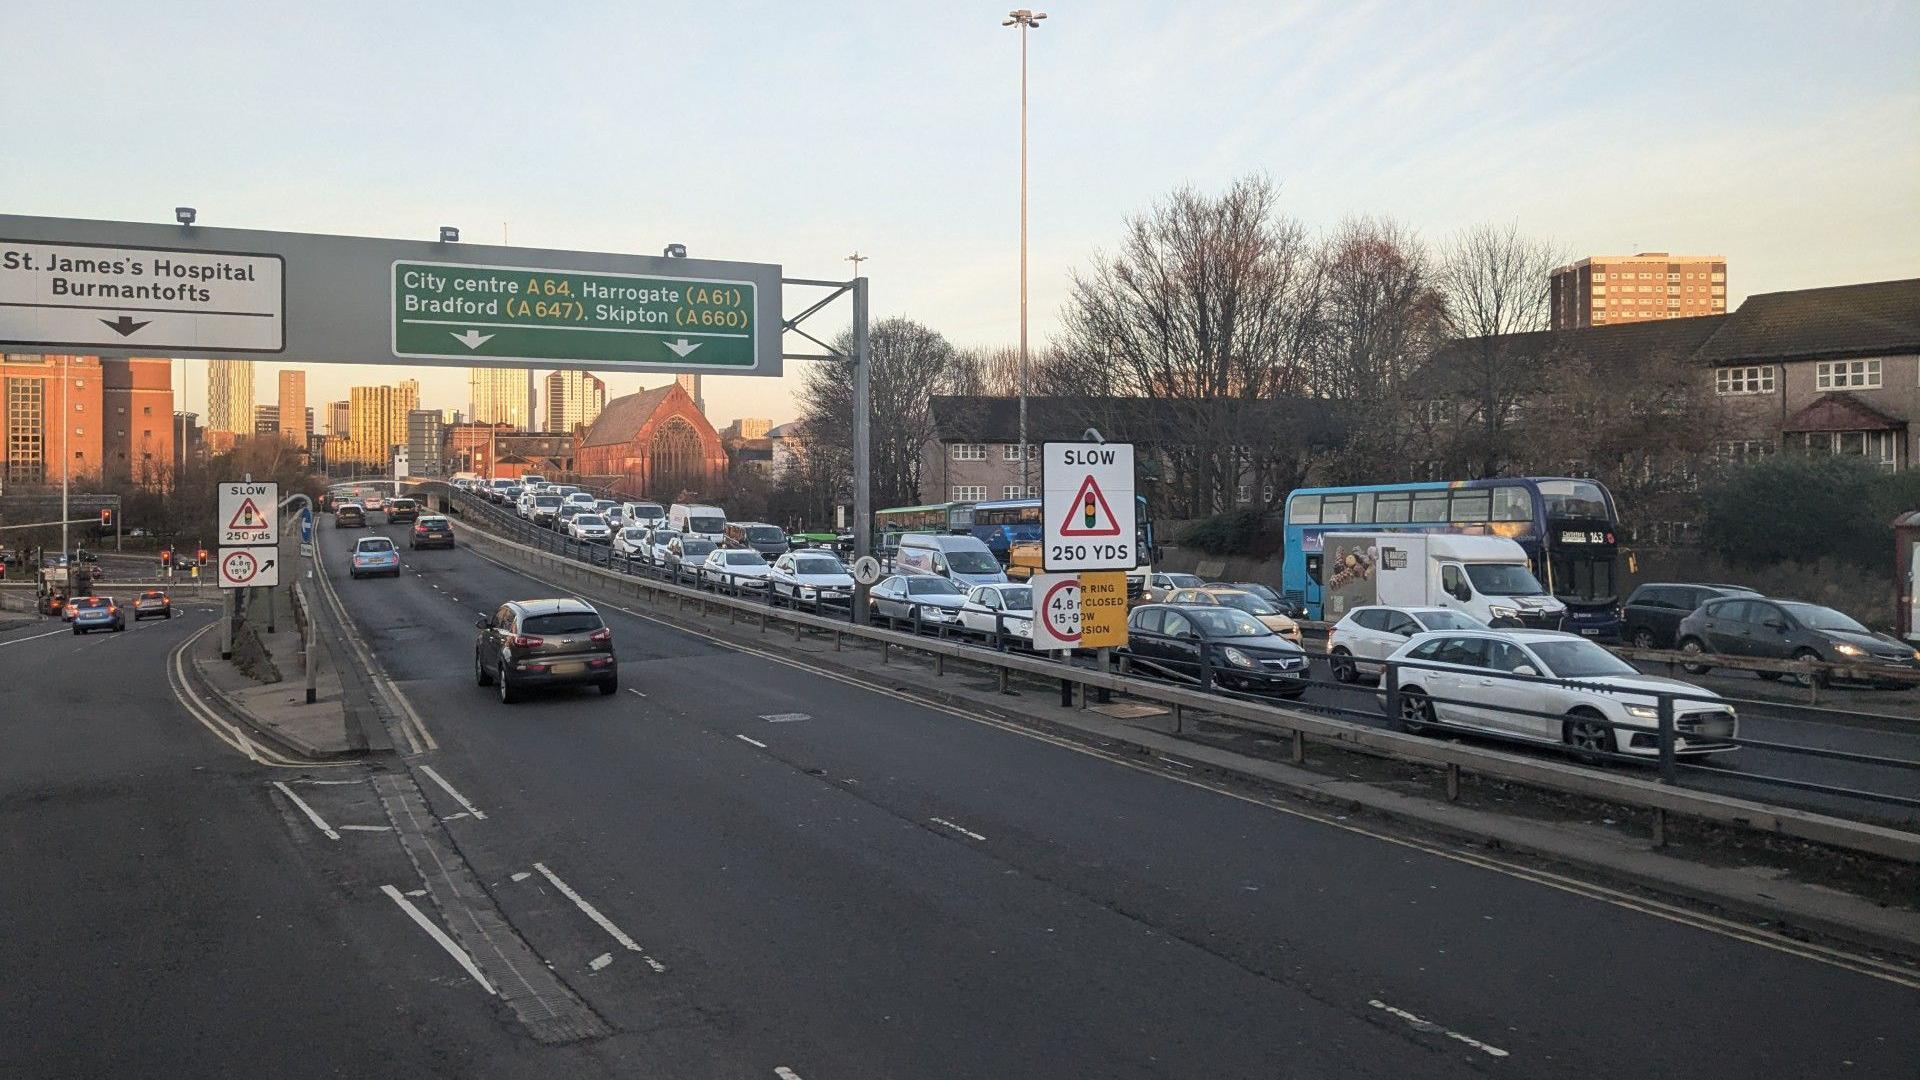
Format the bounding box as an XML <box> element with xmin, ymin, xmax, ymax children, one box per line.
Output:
<box><xmin>1038</xmin><ymin>576</ymin><xmax>1083</xmax><ymax>646</ymax></box>
<box><xmin>222</xmin><ymin>549</ymin><xmax>260</xmax><ymax>585</ymax></box>
<box><xmin>851</xmin><ymin>556</ymin><xmax>885</xmax><ymax>586</ymax></box>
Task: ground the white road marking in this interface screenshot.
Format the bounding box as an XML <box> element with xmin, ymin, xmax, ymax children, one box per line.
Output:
<box><xmin>337</xmin><ymin>824</ymin><xmax>392</xmax><ymax>832</ymax></box>
<box><xmin>271</xmin><ymin>781</ymin><xmax>340</xmax><ymax>840</ymax></box>
<box><xmin>510</xmin><ymin>871</ymin><xmax>531</xmax><ymax>882</ymax></box>
<box><xmin>531</xmin><ymin>861</ymin><xmax>667</xmax><ymax>972</ymax></box>
<box><xmin>775</xmin><ymin>1068</ymin><xmax>805</xmax><ymax>1080</ymax></box>
<box><xmin>406</xmin><ymin>889</ymin><xmax>429</xmax><ymax>897</ymax></box>
<box><xmin>735</xmin><ymin>734</ymin><xmax>768</xmax><ymax>749</ymax></box>
<box><xmin>929</xmin><ymin>817</ymin><xmax>986</xmax><ymax>842</ymax></box>
<box><xmin>1367</xmin><ymin>1000</ymin><xmax>1509</xmax><ymax>1058</ymax></box>
<box><xmin>443</xmin><ymin>811</ymin><xmax>471</xmax><ymax>821</ymax></box>
<box><xmin>1158</xmin><ymin>756</ymin><xmax>1193</xmax><ymax>769</ymax></box>
<box><xmin>380</xmin><ymin>884</ymin><xmax>496</xmax><ymax>995</ymax></box>
<box><xmin>627</xmin><ymin>688</ymin><xmax>648</xmax><ymax>698</ymax></box>
<box><xmin>290</xmin><ymin>778</ymin><xmax>365</xmax><ymax>785</ymax></box>
<box><xmin>419</xmin><ymin>764</ymin><xmax>488</xmax><ymax>821</ymax></box>
<box><xmin>589</xmin><ymin>952</ymin><xmax>613</xmax><ymax>971</ymax></box>
<box><xmin>0</xmin><ymin>627</ymin><xmax>71</xmax><ymax>648</ymax></box>
<box><xmin>761</xmin><ymin>712</ymin><xmax>811</xmax><ymax>723</ymax></box>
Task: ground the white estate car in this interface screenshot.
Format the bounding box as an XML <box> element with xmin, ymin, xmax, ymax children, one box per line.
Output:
<box><xmin>703</xmin><ymin>547</ymin><xmax>772</xmax><ymax>589</ymax></box>
<box><xmin>566</xmin><ymin>513</ymin><xmax>612</xmax><ymax>543</ymax></box>
<box><xmin>958</xmin><ymin>583</ymin><xmax>1034</xmax><ymax>642</ymax></box>
<box><xmin>766</xmin><ymin>551</ymin><xmax>855</xmax><ymax>603</ymax></box>
<box><xmin>1328</xmin><ymin>605</ymin><xmax>1488</xmax><ymax>683</ymax></box>
<box><xmin>1383</xmin><ymin>629</ymin><xmax>1737</xmax><ymax>759</ymax></box>
<box><xmin>612</xmin><ymin>526</ymin><xmax>651</xmax><ymax>558</ymax></box>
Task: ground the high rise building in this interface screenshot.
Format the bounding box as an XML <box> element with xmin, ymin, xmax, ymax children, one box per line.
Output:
<box><xmin>544</xmin><ymin>369</ymin><xmax>607</xmax><ymax>434</ymax></box>
<box><xmin>254</xmin><ymin>404</ymin><xmax>280</xmax><ymax>435</ymax></box>
<box><xmin>206</xmin><ymin>359</ymin><xmax>255</xmax><ymax>434</ymax></box>
<box><xmin>327</xmin><ymin>400</ymin><xmax>351</xmax><ymax>437</ymax></box>
<box><xmin>279</xmin><ymin>369</ymin><xmax>309</xmax><ymax>447</ymax></box>
<box><xmin>676</xmin><ymin>373</ymin><xmax>705</xmax><ymax>415</ymax></box>
<box><xmin>1550</xmin><ymin>253</ymin><xmax>1728</xmax><ymax>330</ymax></box>
<box><xmin>102</xmin><ymin>356</ymin><xmax>174</xmax><ymax>487</ymax></box>
<box><xmin>407</xmin><ymin>410</ymin><xmax>448</xmax><ymax>476</ymax></box>
<box><xmin>1</xmin><ymin>355</ymin><xmax>173</xmax><ymax>488</ymax></box>
<box><xmin>346</xmin><ymin>379</ymin><xmax>418</xmax><ymax>466</ymax></box>
<box><xmin>468</xmin><ymin>367</ymin><xmax>532</xmax><ymax>429</ymax></box>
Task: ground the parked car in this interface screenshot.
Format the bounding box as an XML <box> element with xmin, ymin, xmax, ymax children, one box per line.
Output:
<box><xmin>1621</xmin><ymin>582</ymin><xmax>1759</xmax><ymax>650</ymax></box>
<box><xmin>410</xmin><ymin>515</ymin><xmax>456</xmax><ymax>549</ymax></box>
<box><xmin>567</xmin><ymin>513</ymin><xmax>613</xmax><ymax>544</ymax></box>
<box><xmin>868</xmin><ymin>573</ymin><xmax>968</xmax><ymax>626</ymax></box>
<box><xmin>1142</xmin><ymin>572</ymin><xmax>1205</xmax><ymax>604</ymax></box>
<box><xmin>132</xmin><ymin>589</ymin><xmax>173</xmax><ymax>620</ymax></box>
<box><xmin>349</xmin><ymin>536</ymin><xmax>401</xmax><ymax>579</ymax></box>
<box><xmin>703</xmin><ymin>547</ymin><xmax>773</xmax><ymax>589</ymax></box>
<box><xmin>1675</xmin><ymin>597</ymin><xmax>1920</xmax><ymax>686</ymax></box>
<box><xmin>473</xmin><ymin>598</ymin><xmax>618</xmax><ymax>702</ymax></box>
<box><xmin>334</xmin><ymin>502</ymin><xmax>366</xmax><ymax>528</ymax></box>
<box><xmin>1125</xmin><ymin>603</ymin><xmax>1308</xmax><ymax>697</ymax></box>
<box><xmin>723</xmin><ymin>521</ymin><xmax>790</xmax><ymax>561</ymax></box>
<box><xmin>385</xmin><ymin>498</ymin><xmax>420</xmax><ymax>524</ymax></box>
<box><xmin>612</xmin><ymin>526</ymin><xmax>651</xmax><ymax>558</ymax></box>
<box><xmin>663</xmin><ymin>536</ymin><xmax>716</xmax><ymax>572</ymax></box>
<box><xmin>69</xmin><ymin>595</ymin><xmax>125</xmax><ymax>634</ymax></box>
<box><xmin>1328</xmin><ymin>605</ymin><xmax>1488</xmax><ymax>683</ymax></box>
<box><xmin>1386</xmin><ymin>629</ymin><xmax>1737</xmax><ymax>759</ymax></box>
<box><xmin>958</xmin><ymin>583</ymin><xmax>1035</xmax><ymax>643</ymax></box>
<box><xmin>1166</xmin><ymin>586</ymin><xmax>1303</xmax><ymax>644</ymax></box>
<box><xmin>766</xmin><ymin>551</ymin><xmax>855</xmax><ymax>604</ymax></box>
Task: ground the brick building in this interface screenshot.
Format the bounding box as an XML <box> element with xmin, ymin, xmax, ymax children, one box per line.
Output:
<box><xmin>2</xmin><ymin>354</ymin><xmax>174</xmax><ymax>489</ymax></box>
<box><xmin>1550</xmin><ymin>253</ymin><xmax>1727</xmax><ymax>329</ymax></box>
<box><xmin>574</xmin><ymin>384</ymin><xmax>727</xmax><ymax>499</ymax></box>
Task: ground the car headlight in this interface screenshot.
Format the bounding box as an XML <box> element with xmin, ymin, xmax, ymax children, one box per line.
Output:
<box><xmin>1623</xmin><ymin>704</ymin><xmax>1659</xmax><ymax>720</ymax></box>
<box><xmin>1488</xmin><ymin>605</ymin><xmax>1518</xmax><ymax>619</ymax></box>
<box><xmin>1833</xmin><ymin>642</ymin><xmax>1864</xmax><ymax>657</ymax></box>
<box><xmin>1222</xmin><ymin>647</ymin><xmax>1257</xmax><ymax>669</ymax></box>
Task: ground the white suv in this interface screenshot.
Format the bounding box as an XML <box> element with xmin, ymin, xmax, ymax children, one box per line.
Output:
<box><xmin>1328</xmin><ymin>606</ymin><xmax>1487</xmax><ymax>683</ymax></box>
<box><xmin>1382</xmin><ymin>629</ymin><xmax>1737</xmax><ymax>759</ymax></box>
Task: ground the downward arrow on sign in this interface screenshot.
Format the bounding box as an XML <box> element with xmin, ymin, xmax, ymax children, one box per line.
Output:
<box><xmin>451</xmin><ymin>329</ymin><xmax>496</xmax><ymax>350</ymax></box>
<box><xmin>100</xmin><ymin>315</ymin><xmax>152</xmax><ymax>337</ymax></box>
<box><xmin>664</xmin><ymin>338</ymin><xmax>702</xmax><ymax>358</ymax></box>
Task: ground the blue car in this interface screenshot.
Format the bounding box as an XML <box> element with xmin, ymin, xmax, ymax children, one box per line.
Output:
<box><xmin>350</xmin><ymin>536</ymin><xmax>401</xmax><ymax>579</ymax></box>
<box><xmin>70</xmin><ymin>595</ymin><xmax>125</xmax><ymax>634</ymax></box>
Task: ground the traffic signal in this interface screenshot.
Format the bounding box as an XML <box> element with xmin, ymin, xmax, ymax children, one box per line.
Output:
<box><xmin>98</xmin><ymin>508</ymin><xmax>113</xmax><ymax>528</ymax></box>
<box><xmin>196</xmin><ymin>548</ymin><xmax>209</xmax><ymax>567</ymax></box>
<box><xmin>159</xmin><ymin>547</ymin><xmax>172</xmax><ymax>567</ymax></box>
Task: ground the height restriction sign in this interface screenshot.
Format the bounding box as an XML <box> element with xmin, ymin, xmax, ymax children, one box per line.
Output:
<box><xmin>1042</xmin><ymin>442</ymin><xmax>1135</xmax><ymax>571</ymax></box>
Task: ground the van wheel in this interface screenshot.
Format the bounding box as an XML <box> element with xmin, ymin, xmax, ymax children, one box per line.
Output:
<box><xmin>1677</xmin><ymin>638</ymin><xmax>1711</xmax><ymax>675</ymax></box>
<box><xmin>1563</xmin><ymin>708</ymin><xmax>1613</xmax><ymax>762</ymax></box>
<box><xmin>1398</xmin><ymin>688</ymin><xmax>1434</xmax><ymax>733</ymax></box>
<box><xmin>1329</xmin><ymin>647</ymin><xmax>1356</xmax><ymax>683</ymax></box>
<box><xmin>1630</xmin><ymin>628</ymin><xmax>1655</xmax><ymax>650</ymax></box>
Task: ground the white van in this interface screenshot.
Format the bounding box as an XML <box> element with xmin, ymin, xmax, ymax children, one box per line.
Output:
<box><xmin>1321</xmin><ymin>532</ymin><xmax>1566</xmax><ymax>629</ymax></box>
<box><xmin>669</xmin><ymin>503</ymin><xmax>728</xmax><ymax>543</ymax></box>
<box><xmin>896</xmin><ymin>533</ymin><xmax>1008</xmax><ymax>588</ymax></box>
<box><xmin>623</xmin><ymin>501</ymin><xmax>667</xmax><ymax>528</ymax></box>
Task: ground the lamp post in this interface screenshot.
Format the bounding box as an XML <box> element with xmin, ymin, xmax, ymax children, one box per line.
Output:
<box><xmin>1003</xmin><ymin>8</ymin><xmax>1045</xmax><ymax>495</ymax></box>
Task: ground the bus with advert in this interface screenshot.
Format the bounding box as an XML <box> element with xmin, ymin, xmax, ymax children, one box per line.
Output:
<box><xmin>1280</xmin><ymin>477</ymin><xmax>1622</xmax><ymax>640</ymax></box>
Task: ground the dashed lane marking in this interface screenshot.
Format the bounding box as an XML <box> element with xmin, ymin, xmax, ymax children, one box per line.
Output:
<box><xmin>0</xmin><ymin>628</ymin><xmax>71</xmax><ymax>648</ymax></box>
<box><xmin>775</xmin><ymin>1068</ymin><xmax>806</xmax><ymax>1080</ymax></box>
<box><xmin>272</xmin><ymin>781</ymin><xmax>340</xmax><ymax>840</ymax></box>
<box><xmin>929</xmin><ymin>817</ymin><xmax>986</xmax><ymax>842</ymax></box>
<box><xmin>1368</xmin><ymin>999</ymin><xmax>1510</xmax><ymax>1058</ymax></box>
<box><xmin>419</xmin><ymin>764</ymin><xmax>488</xmax><ymax>821</ymax></box>
<box><xmin>380</xmin><ymin>884</ymin><xmax>496</xmax><ymax>995</ymax></box>
<box><xmin>735</xmin><ymin>734</ymin><xmax>768</xmax><ymax>749</ymax></box>
<box><xmin>337</xmin><ymin>824</ymin><xmax>393</xmax><ymax>832</ymax></box>
<box><xmin>531</xmin><ymin>862</ymin><xmax>668</xmax><ymax>973</ymax></box>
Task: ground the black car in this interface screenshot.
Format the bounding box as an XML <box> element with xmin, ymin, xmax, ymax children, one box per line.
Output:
<box><xmin>556</xmin><ymin>503</ymin><xmax>588</xmax><ymax>528</ymax></box>
<box><xmin>1676</xmin><ymin>596</ymin><xmax>1920</xmax><ymax>686</ymax></box>
<box><xmin>474</xmin><ymin>598</ymin><xmax>618</xmax><ymax>702</ymax></box>
<box><xmin>1125</xmin><ymin>602</ymin><xmax>1309</xmax><ymax>698</ymax></box>
<box><xmin>1621</xmin><ymin>582</ymin><xmax>1757</xmax><ymax>649</ymax></box>
<box><xmin>334</xmin><ymin>503</ymin><xmax>367</xmax><ymax>528</ymax></box>
<box><xmin>410</xmin><ymin>515</ymin><xmax>456</xmax><ymax>549</ymax></box>
<box><xmin>385</xmin><ymin>497</ymin><xmax>420</xmax><ymax>524</ymax></box>
<box><xmin>723</xmin><ymin>521</ymin><xmax>790</xmax><ymax>560</ymax></box>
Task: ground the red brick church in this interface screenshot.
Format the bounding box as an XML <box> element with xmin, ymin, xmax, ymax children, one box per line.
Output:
<box><xmin>573</xmin><ymin>383</ymin><xmax>728</xmax><ymax>500</ymax></box>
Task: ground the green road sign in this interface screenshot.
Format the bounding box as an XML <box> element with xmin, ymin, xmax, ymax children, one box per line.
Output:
<box><xmin>392</xmin><ymin>260</ymin><xmax>758</xmax><ymax>368</ymax></box>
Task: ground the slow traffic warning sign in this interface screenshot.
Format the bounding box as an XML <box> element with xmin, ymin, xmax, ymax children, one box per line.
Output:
<box><xmin>218</xmin><ymin>481</ymin><xmax>280</xmax><ymax>546</ymax></box>
<box><xmin>1042</xmin><ymin>442</ymin><xmax>1135</xmax><ymax>571</ymax></box>
<box><xmin>218</xmin><ymin>546</ymin><xmax>280</xmax><ymax>589</ymax></box>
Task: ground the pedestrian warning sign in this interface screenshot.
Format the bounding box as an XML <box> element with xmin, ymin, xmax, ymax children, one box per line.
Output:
<box><xmin>1042</xmin><ymin>442</ymin><xmax>1136</xmax><ymax>572</ymax></box>
<box><xmin>217</xmin><ymin>481</ymin><xmax>279</xmax><ymax>546</ymax></box>
<box><xmin>1057</xmin><ymin>474</ymin><xmax>1122</xmax><ymax>537</ymax></box>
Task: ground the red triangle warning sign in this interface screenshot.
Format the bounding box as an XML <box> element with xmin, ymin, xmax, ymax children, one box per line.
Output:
<box><xmin>227</xmin><ymin>497</ymin><xmax>267</xmax><ymax>532</ymax></box>
<box><xmin>1057</xmin><ymin>475</ymin><xmax>1122</xmax><ymax>537</ymax></box>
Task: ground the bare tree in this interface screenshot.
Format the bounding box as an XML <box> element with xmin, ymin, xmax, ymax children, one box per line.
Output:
<box><xmin>1430</xmin><ymin>221</ymin><xmax>1562</xmax><ymax>475</ymax></box>
<box><xmin>797</xmin><ymin>316</ymin><xmax>968</xmax><ymax>510</ymax></box>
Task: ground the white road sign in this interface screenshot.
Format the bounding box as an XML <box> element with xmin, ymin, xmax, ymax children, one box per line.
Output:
<box><xmin>1042</xmin><ymin>442</ymin><xmax>1136</xmax><ymax>572</ymax></box>
<box><xmin>218</xmin><ymin>481</ymin><xmax>280</xmax><ymax>547</ymax></box>
<box><xmin>218</xmin><ymin>546</ymin><xmax>280</xmax><ymax>589</ymax></box>
<box><xmin>0</xmin><ymin>241</ymin><xmax>284</xmax><ymax>352</ymax></box>
<box><xmin>1030</xmin><ymin>572</ymin><xmax>1083</xmax><ymax>652</ymax></box>
<box><xmin>851</xmin><ymin>556</ymin><xmax>885</xmax><ymax>586</ymax></box>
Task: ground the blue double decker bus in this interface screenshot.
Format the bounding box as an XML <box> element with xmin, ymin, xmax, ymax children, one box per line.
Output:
<box><xmin>1280</xmin><ymin>477</ymin><xmax>1623</xmax><ymax>639</ymax></box>
<box><xmin>967</xmin><ymin>496</ymin><xmax>1160</xmax><ymax>571</ymax></box>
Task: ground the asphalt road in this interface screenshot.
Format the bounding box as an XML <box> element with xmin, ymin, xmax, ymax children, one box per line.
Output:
<box><xmin>288</xmin><ymin>512</ymin><xmax>1920</xmax><ymax>1078</ymax></box>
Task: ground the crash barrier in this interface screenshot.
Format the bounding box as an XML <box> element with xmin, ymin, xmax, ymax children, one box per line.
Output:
<box><xmin>419</xmin><ymin>482</ymin><xmax>1920</xmax><ymax>862</ymax></box>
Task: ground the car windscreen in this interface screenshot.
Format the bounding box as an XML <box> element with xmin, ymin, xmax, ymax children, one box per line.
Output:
<box><xmin>1529</xmin><ymin>639</ymin><xmax>1638</xmax><ymax>678</ymax></box>
<box><xmin>793</xmin><ymin>557</ymin><xmax>845</xmax><ymax>575</ymax></box>
<box><xmin>574</xmin><ymin>515</ymin><xmax>605</xmax><ymax>527</ymax></box>
<box><xmin>357</xmin><ymin>539</ymin><xmax>395</xmax><ymax>552</ymax></box>
<box><xmin>419</xmin><ymin>517</ymin><xmax>448</xmax><ymax>527</ymax></box>
<box><xmin>997</xmin><ymin>587</ymin><xmax>1033</xmax><ymax>611</ymax></box>
<box><xmin>946</xmin><ymin>550</ymin><xmax>1000</xmax><ymax>574</ymax></box>
<box><xmin>1188</xmin><ymin>608</ymin><xmax>1271</xmax><ymax>637</ymax></box>
<box><xmin>680</xmin><ymin>540</ymin><xmax>716</xmax><ymax>557</ymax></box>
<box><xmin>73</xmin><ymin>597</ymin><xmax>109</xmax><ymax>609</ymax></box>
<box><xmin>389</xmin><ymin>500</ymin><xmax>415</xmax><ymax>509</ymax></box>
<box><xmin>521</xmin><ymin>612</ymin><xmax>602</xmax><ymax>635</ymax></box>
<box><xmin>623</xmin><ymin>528</ymin><xmax>648</xmax><ymax>540</ymax></box>
<box><xmin>1414</xmin><ymin>610</ymin><xmax>1486</xmax><ymax>631</ymax></box>
<box><xmin>534</xmin><ymin>496</ymin><xmax>562</xmax><ymax>507</ymax></box>
<box><xmin>746</xmin><ymin>527</ymin><xmax>785</xmax><ymax>544</ymax></box>
<box><xmin>652</xmin><ymin>531</ymin><xmax>682</xmax><ymax>544</ymax></box>
<box><xmin>1464</xmin><ymin>563</ymin><xmax>1544</xmax><ymax>596</ymax></box>
<box><xmin>724</xmin><ymin>551</ymin><xmax>763</xmax><ymax>565</ymax></box>
<box><xmin>907</xmin><ymin>576</ymin><xmax>963</xmax><ymax>596</ymax></box>
<box><xmin>629</xmin><ymin>504</ymin><xmax>664</xmax><ymax>517</ymax></box>
<box><xmin>1779</xmin><ymin>602</ymin><xmax>1869</xmax><ymax>634</ymax></box>
<box><xmin>1214</xmin><ymin>592</ymin><xmax>1278</xmax><ymax>616</ymax></box>
<box><xmin>141</xmin><ymin>590</ymin><xmax>166</xmax><ymax>599</ymax></box>
<box><xmin>689</xmin><ymin>516</ymin><xmax>725</xmax><ymax>534</ymax></box>
<box><xmin>1168</xmin><ymin>574</ymin><xmax>1203</xmax><ymax>588</ymax></box>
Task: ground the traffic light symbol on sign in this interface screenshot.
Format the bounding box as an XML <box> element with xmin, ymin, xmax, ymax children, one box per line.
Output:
<box><xmin>1056</xmin><ymin>475</ymin><xmax>1122</xmax><ymax>537</ymax></box>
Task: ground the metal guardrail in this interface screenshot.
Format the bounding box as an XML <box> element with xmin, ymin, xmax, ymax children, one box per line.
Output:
<box><xmin>419</xmin><ymin>482</ymin><xmax>1920</xmax><ymax>862</ymax></box>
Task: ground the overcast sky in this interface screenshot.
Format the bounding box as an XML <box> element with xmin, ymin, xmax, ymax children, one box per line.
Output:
<box><xmin>6</xmin><ymin>1</ymin><xmax>1916</xmax><ymax>429</ymax></box>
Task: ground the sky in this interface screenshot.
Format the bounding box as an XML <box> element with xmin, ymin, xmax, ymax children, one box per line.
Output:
<box><xmin>5</xmin><ymin>1</ymin><xmax>1917</xmax><ymax>430</ymax></box>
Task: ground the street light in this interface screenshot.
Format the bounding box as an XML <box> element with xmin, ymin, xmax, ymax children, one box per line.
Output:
<box><xmin>1002</xmin><ymin>9</ymin><xmax>1045</xmax><ymax>495</ymax></box>
<box><xmin>439</xmin><ymin>226</ymin><xmax>461</xmax><ymax>243</ymax></box>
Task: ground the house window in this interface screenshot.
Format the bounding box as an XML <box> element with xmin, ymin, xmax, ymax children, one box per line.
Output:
<box><xmin>950</xmin><ymin>444</ymin><xmax>986</xmax><ymax>461</ymax></box>
<box><xmin>1001</xmin><ymin>485</ymin><xmax>1034</xmax><ymax>499</ymax></box>
<box><xmin>1815</xmin><ymin>359</ymin><xmax>1881</xmax><ymax>390</ymax></box>
<box><xmin>1718</xmin><ymin>438</ymin><xmax>1774</xmax><ymax>462</ymax></box>
<box><xmin>1793</xmin><ymin>430</ymin><xmax>1898</xmax><ymax>470</ymax></box>
<box><xmin>951</xmin><ymin>485</ymin><xmax>987</xmax><ymax>501</ymax></box>
<box><xmin>1001</xmin><ymin>444</ymin><xmax>1036</xmax><ymax>461</ymax></box>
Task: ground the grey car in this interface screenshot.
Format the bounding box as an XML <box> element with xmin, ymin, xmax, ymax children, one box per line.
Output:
<box><xmin>868</xmin><ymin>573</ymin><xmax>967</xmax><ymax>627</ymax></box>
<box><xmin>1675</xmin><ymin>596</ymin><xmax>1920</xmax><ymax>686</ymax></box>
<box><xmin>474</xmin><ymin>598</ymin><xmax>618</xmax><ymax>702</ymax></box>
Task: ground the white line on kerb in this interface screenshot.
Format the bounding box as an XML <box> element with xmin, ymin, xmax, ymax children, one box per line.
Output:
<box><xmin>531</xmin><ymin>862</ymin><xmax>667</xmax><ymax>972</ymax></box>
<box><xmin>271</xmin><ymin>781</ymin><xmax>339</xmax><ymax>840</ymax></box>
<box><xmin>380</xmin><ymin>884</ymin><xmax>496</xmax><ymax>995</ymax></box>
<box><xmin>929</xmin><ymin>817</ymin><xmax>986</xmax><ymax>842</ymax></box>
<box><xmin>419</xmin><ymin>765</ymin><xmax>488</xmax><ymax>821</ymax></box>
<box><xmin>735</xmin><ymin>734</ymin><xmax>768</xmax><ymax>749</ymax></box>
<box><xmin>1367</xmin><ymin>1000</ymin><xmax>1509</xmax><ymax>1058</ymax></box>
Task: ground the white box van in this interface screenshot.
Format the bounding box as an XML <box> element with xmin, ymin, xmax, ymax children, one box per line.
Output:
<box><xmin>1321</xmin><ymin>532</ymin><xmax>1565</xmax><ymax>629</ymax></box>
<box><xmin>896</xmin><ymin>533</ymin><xmax>1008</xmax><ymax>588</ymax></box>
<box><xmin>669</xmin><ymin>503</ymin><xmax>728</xmax><ymax>543</ymax></box>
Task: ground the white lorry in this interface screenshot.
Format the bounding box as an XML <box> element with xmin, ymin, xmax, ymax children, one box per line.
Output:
<box><xmin>1320</xmin><ymin>532</ymin><xmax>1567</xmax><ymax>629</ymax></box>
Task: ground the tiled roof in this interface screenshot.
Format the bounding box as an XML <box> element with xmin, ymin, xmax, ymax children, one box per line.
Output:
<box><xmin>928</xmin><ymin>395</ymin><xmax>1344</xmax><ymax>446</ymax></box>
<box><xmin>1694</xmin><ymin>279</ymin><xmax>1920</xmax><ymax>364</ymax></box>
<box><xmin>1430</xmin><ymin>316</ymin><xmax>1725</xmax><ymax>370</ymax></box>
<box><xmin>580</xmin><ymin>385</ymin><xmax>677</xmax><ymax>447</ymax></box>
<box><xmin>1782</xmin><ymin>392</ymin><xmax>1907</xmax><ymax>433</ymax></box>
